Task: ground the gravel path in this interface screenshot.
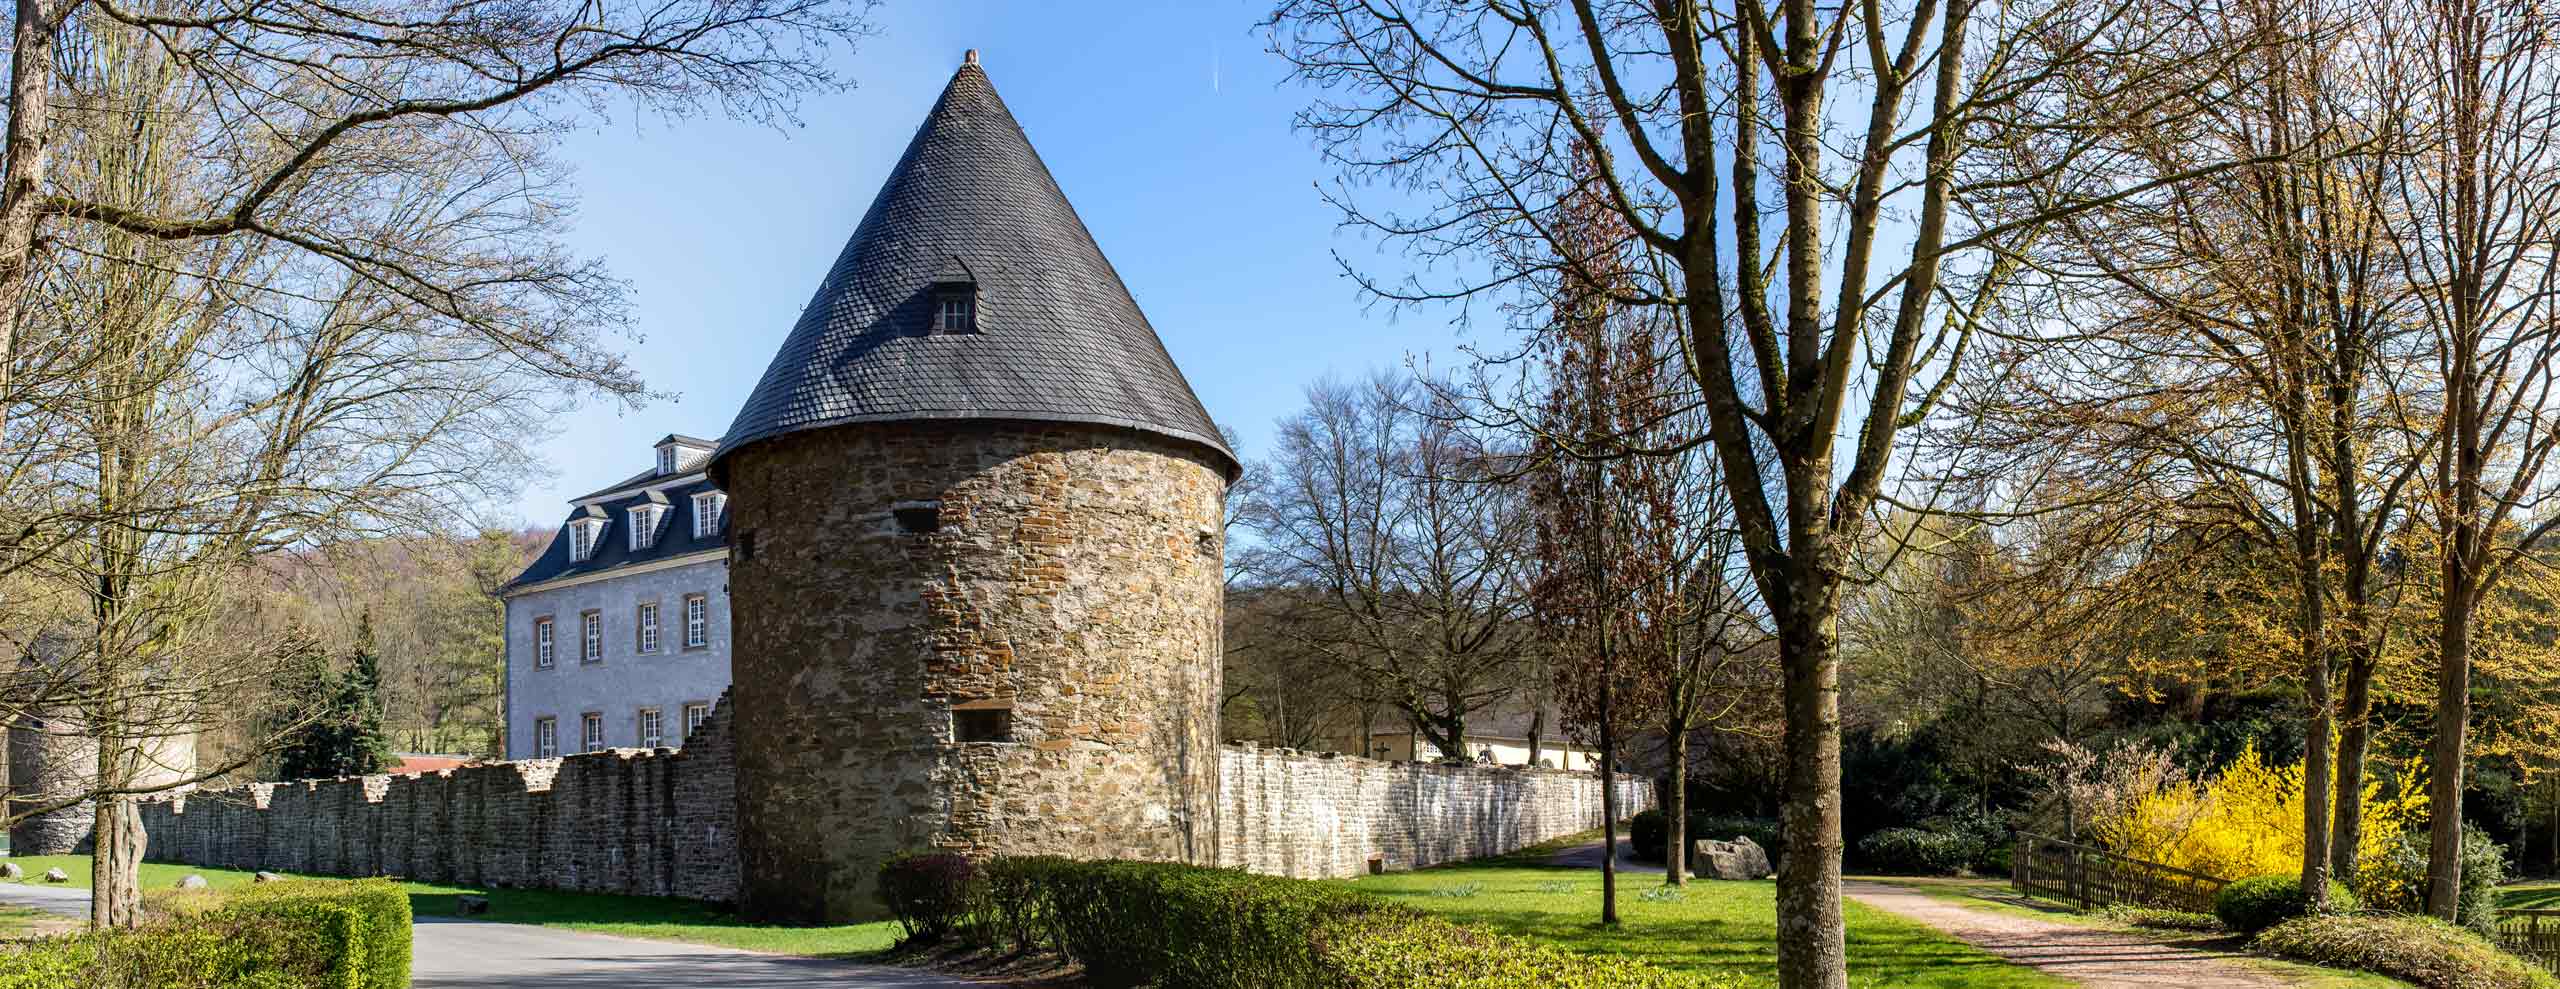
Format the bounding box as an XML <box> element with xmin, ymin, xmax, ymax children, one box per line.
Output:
<box><xmin>1841</xmin><ymin>880</ymin><xmax>2294</xmax><ymax>988</ymax></box>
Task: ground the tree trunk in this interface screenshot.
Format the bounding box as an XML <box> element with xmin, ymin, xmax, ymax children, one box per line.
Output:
<box><xmin>2426</xmin><ymin>581</ymin><xmax>2473</xmax><ymax>920</ymax></box>
<box><xmin>0</xmin><ymin>0</ymin><xmax>58</xmax><ymax>391</ymax></box>
<box><xmin>1599</xmin><ymin>625</ymin><xmax>1619</xmax><ymax>925</ymax></box>
<box><xmin>1775</xmin><ymin>572</ymin><xmax>1846</xmax><ymax>989</ymax></box>
<box><xmin>1666</xmin><ymin>724</ymin><xmax>1689</xmax><ymax>886</ymax></box>
<box><xmin>2331</xmin><ymin>640</ymin><xmax>2377</xmax><ymax>878</ymax></box>
<box><xmin>2298</xmin><ymin>564</ymin><xmax>2333</xmax><ymax>909</ymax></box>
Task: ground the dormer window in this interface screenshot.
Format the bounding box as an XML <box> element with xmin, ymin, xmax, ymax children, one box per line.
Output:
<box><xmin>657</xmin><ymin>445</ymin><xmax>677</xmax><ymax>476</ymax></box>
<box><xmin>568</xmin><ymin>517</ymin><xmax>607</xmax><ymax>562</ymax></box>
<box><xmin>935</xmin><ymin>294</ymin><xmax>975</xmax><ymax>332</ymax></box>
<box><xmin>692</xmin><ymin>491</ymin><xmax>726</xmax><ymax>540</ymax></box>
<box><xmin>629</xmin><ymin>504</ymin><xmax>665</xmax><ymax>551</ymax></box>
<box><xmin>930</xmin><ymin>257</ymin><xmax>978</xmax><ymax>334</ymax></box>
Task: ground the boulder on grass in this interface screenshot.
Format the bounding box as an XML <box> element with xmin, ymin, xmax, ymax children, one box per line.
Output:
<box><xmin>175</xmin><ymin>874</ymin><xmax>207</xmax><ymax>890</ymax></box>
<box><xmin>253</xmin><ymin>871</ymin><xmax>281</xmax><ymax>883</ymax></box>
<box><xmin>41</xmin><ymin>868</ymin><xmax>68</xmax><ymax>884</ymax></box>
<box><xmin>1692</xmin><ymin>837</ymin><xmax>1775</xmax><ymax>880</ymax></box>
<box><xmin>0</xmin><ymin>862</ymin><xmax>20</xmax><ymax>880</ymax></box>
<box><xmin>455</xmin><ymin>894</ymin><xmax>490</xmax><ymax>916</ymax></box>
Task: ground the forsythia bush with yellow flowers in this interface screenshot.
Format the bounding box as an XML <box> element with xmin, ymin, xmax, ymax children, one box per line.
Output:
<box><xmin>2094</xmin><ymin>744</ymin><xmax>2425</xmax><ymax>881</ymax></box>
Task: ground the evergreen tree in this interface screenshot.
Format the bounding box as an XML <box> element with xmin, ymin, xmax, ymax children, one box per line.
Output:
<box><xmin>273</xmin><ymin>612</ymin><xmax>396</xmax><ymax>780</ymax></box>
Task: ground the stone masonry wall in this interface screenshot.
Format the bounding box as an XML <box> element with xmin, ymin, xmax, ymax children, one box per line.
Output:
<box><xmin>132</xmin><ymin>729</ymin><xmax>1639</xmax><ymax>903</ymax></box>
<box><xmin>135</xmin><ymin>690</ymin><xmax>738</xmax><ymax>902</ymax></box>
<box><xmin>1217</xmin><ymin>745</ymin><xmax>1655</xmax><ymax>878</ymax></box>
<box><xmin>721</xmin><ymin>422</ymin><xmax>1227</xmax><ymax>923</ymax></box>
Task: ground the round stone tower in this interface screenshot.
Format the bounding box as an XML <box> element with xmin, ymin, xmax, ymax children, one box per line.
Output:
<box><xmin>7</xmin><ymin>705</ymin><xmax>101</xmax><ymax>855</ymax></box>
<box><xmin>709</xmin><ymin>51</ymin><xmax>1236</xmax><ymax>924</ymax></box>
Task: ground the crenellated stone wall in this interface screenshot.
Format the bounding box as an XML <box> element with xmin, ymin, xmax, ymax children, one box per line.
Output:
<box><xmin>1217</xmin><ymin>744</ymin><xmax>1654</xmax><ymax>879</ymax></box>
<box><xmin>133</xmin><ymin>727</ymin><xmax>1639</xmax><ymax>903</ymax></box>
<box><xmin>138</xmin><ymin>690</ymin><xmax>738</xmax><ymax>902</ymax></box>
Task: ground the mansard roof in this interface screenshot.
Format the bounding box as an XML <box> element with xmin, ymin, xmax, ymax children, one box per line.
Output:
<box><xmin>508</xmin><ymin>478</ymin><xmax>728</xmax><ymax>592</ymax></box>
<box><xmin>710</xmin><ymin>53</ymin><xmax>1235</xmax><ymax>481</ymax></box>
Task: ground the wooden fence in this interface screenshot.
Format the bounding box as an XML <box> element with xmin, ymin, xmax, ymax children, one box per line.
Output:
<box><xmin>2010</xmin><ymin>832</ymin><xmax>2229</xmax><ymax>914</ymax></box>
<box><xmin>2497</xmin><ymin>910</ymin><xmax>2560</xmax><ymax>974</ymax></box>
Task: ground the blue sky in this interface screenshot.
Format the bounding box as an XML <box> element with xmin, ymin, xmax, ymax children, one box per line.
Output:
<box><xmin>501</xmin><ymin>0</ymin><xmax>1468</xmax><ymax>526</ymax></box>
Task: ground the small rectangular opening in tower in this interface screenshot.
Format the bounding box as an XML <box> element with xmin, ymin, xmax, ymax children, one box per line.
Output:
<box><xmin>953</xmin><ymin>706</ymin><xmax>1012</xmax><ymax>743</ymax></box>
<box><xmin>894</xmin><ymin>502</ymin><xmax>942</xmax><ymax>534</ymax></box>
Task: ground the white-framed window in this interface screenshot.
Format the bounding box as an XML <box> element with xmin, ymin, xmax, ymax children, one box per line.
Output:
<box><xmin>638</xmin><ymin>707</ymin><xmax>664</xmax><ymax>748</ymax></box>
<box><xmin>936</xmin><ymin>293</ymin><xmax>974</xmax><ymax>332</ymax></box>
<box><xmin>692</xmin><ymin>491</ymin><xmax>726</xmax><ymax>540</ymax></box>
<box><xmin>683</xmin><ymin>702</ymin><xmax>710</xmax><ymax>741</ymax></box>
<box><xmin>534</xmin><ymin>716</ymin><xmax>558</xmax><ymax>758</ymax></box>
<box><xmin>684</xmin><ymin>594</ymin><xmax>708</xmax><ymax>649</ymax></box>
<box><xmin>533</xmin><ymin>617</ymin><xmax>556</xmax><ymax>669</ymax></box>
<box><xmin>629</xmin><ymin>504</ymin><xmax>663</xmax><ymax>551</ymax></box>
<box><xmin>581</xmin><ymin>712</ymin><xmax>605</xmax><ymax>752</ymax></box>
<box><xmin>581</xmin><ymin>611</ymin><xmax>602</xmax><ymax>664</ymax></box>
<box><xmin>568</xmin><ymin>518</ymin><xmax>605</xmax><ymax>562</ymax></box>
<box><xmin>637</xmin><ymin>601</ymin><xmax>661</xmax><ymax>654</ymax></box>
<box><xmin>657</xmin><ymin>445</ymin><xmax>677</xmax><ymax>476</ymax></box>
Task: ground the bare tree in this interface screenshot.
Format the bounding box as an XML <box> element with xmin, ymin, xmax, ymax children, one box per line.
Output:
<box><xmin>1262</xmin><ymin>1</ymin><xmax>2253</xmax><ymax>980</ymax></box>
<box><xmin>2383</xmin><ymin>0</ymin><xmax>2560</xmax><ymax>918</ymax></box>
<box><xmin>0</xmin><ymin>0</ymin><xmax>876</xmax><ymax>924</ymax></box>
<box><xmin>1243</xmin><ymin>373</ymin><xmax>1537</xmax><ymax>761</ymax></box>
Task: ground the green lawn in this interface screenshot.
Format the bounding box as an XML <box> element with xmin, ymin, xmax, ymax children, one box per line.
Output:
<box><xmin>2502</xmin><ymin>880</ymin><xmax>2560</xmax><ymax>911</ymax></box>
<box><xmin>1</xmin><ymin>855</ymin><xmax>899</xmax><ymax>958</ymax></box>
<box><xmin>1337</xmin><ymin>860</ymin><xmax>2065</xmax><ymax>989</ymax></box>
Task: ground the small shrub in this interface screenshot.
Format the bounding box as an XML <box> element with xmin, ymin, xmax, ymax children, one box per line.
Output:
<box><xmin>1630</xmin><ymin>810</ymin><xmax>1668</xmax><ymax>862</ymax></box>
<box><xmin>1855</xmin><ymin>827</ymin><xmax>1985</xmax><ymax>876</ymax></box>
<box><xmin>2357</xmin><ymin>826</ymin><xmax>2508</xmax><ymax>936</ymax></box>
<box><xmin>1636</xmin><ymin>884</ymin><xmax>1686</xmax><ymax>903</ymax></box>
<box><xmin>2100</xmin><ymin>904</ymin><xmax>2224</xmax><ymax>932</ymax></box>
<box><xmin>2252</xmin><ymin>914</ymin><xmax>2558</xmax><ymax>989</ymax></box>
<box><xmin>218</xmin><ymin>879</ymin><xmax>411</xmax><ymax>989</ymax></box>
<box><xmin>979</xmin><ymin>855</ymin><xmax>1075</xmax><ymax>953</ymax></box>
<box><xmin>2214</xmin><ymin>873</ymin><xmax>2357</xmax><ymax>935</ymax></box>
<box><xmin>876</xmin><ymin>852</ymin><xmax>981</xmax><ymax>945</ymax></box>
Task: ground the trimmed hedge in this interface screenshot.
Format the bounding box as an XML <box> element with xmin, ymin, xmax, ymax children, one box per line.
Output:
<box><xmin>0</xmin><ymin>878</ymin><xmax>408</xmax><ymax>989</ymax></box>
<box><xmin>993</xmin><ymin>857</ymin><xmax>1741</xmax><ymax>989</ymax></box>
<box><xmin>2213</xmin><ymin>874</ymin><xmax>2356</xmax><ymax>935</ymax></box>
<box><xmin>1853</xmin><ymin>827</ymin><xmax>1985</xmax><ymax>876</ymax></box>
<box><xmin>2252</xmin><ymin>914</ymin><xmax>2559</xmax><ymax>989</ymax></box>
<box><xmin>876</xmin><ymin>852</ymin><xmax>980</xmax><ymax>944</ymax></box>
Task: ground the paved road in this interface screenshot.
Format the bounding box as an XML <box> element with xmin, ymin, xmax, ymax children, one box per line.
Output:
<box><xmin>3</xmin><ymin>882</ymin><xmax>982</xmax><ymax>988</ymax></box>
<box><xmin>411</xmin><ymin>919</ymin><xmax>983</xmax><ymax>989</ymax></box>
<box><xmin>0</xmin><ymin>880</ymin><xmax>89</xmax><ymax>919</ymax></box>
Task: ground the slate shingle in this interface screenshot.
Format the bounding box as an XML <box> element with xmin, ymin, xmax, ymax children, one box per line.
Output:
<box><xmin>708</xmin><ymin>56</ymin><xmax>1236</xmax><ymax>481</ymax></box>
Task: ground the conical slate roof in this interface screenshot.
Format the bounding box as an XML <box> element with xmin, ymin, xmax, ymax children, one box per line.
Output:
<box><xmin>712</xmin><ymin>55</ymin><xmax>1236</xmax><ymax>480</ymax></box>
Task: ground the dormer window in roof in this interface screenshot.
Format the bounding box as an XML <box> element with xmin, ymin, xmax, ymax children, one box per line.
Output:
<box><xmin>657</xmin><ymin>445</ymin><xmax>677</xmax><ymax>476</ymax></box>
<box><xmin>629</xmin><ymin>495</ymin><xmax>668</xmax><ymax>552</ymax></box>
<box><xmin>692</xmin><ymin>491</ymin><xmax>726</xmax><ymax>540</ymax></box>
<box><xmin>930</xmin><ymin>257</ymin><xmax>978</xmax><ymax>334</ymax></box>
<box><xmin>568</xmin><ymin>512</ymin><xmax>608</xmax><ymax>563</ymax></box>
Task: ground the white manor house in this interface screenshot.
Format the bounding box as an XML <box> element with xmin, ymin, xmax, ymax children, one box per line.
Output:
<box><xmin>502</xmin><ymin>434</ymin><xmax>734</xmax><ymax>759</ymax></box>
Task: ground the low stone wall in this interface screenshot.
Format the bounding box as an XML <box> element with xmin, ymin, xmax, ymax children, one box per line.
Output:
<box><xmin>135</xmin><ymin>720</ymin><xmax>1642</xmax><ymax>902</ymax></box>
<box><xmin>139</xmin><ymin>691</ymin><xmax>738</xmax><ymax>902</ymax></box>
<box><xmin>1215</xmin><ymin>744</ymin><xmax>1653</xmax><ymax>878</ymax></box>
